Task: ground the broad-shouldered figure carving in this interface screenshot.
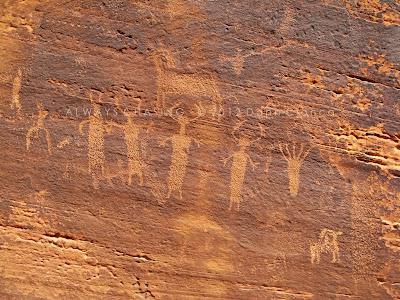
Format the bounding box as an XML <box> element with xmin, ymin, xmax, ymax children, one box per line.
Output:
<box><xmin>79</xmin><ymin>91</ymin><xmax>108</xmax><ymax>189</ymax></box>
<box><xmin>161</xmin><ymin>112</ymin><xmax>201</xmax><ymax>200</ymax></box>
<box><xmin>222</xmin><ymin>121</ymin><xmax>259</xmax><ymax>211</ymax></box>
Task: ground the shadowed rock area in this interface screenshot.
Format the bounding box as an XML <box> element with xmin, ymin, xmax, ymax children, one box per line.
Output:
<box><xmin>0</xmin><ymin>0</ymin><xmax>400</xmax><ymax>299</ymax></box>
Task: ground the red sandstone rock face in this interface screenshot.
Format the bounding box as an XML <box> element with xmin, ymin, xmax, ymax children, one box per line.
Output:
<box><xmin>0</xmin><ymin>0</ymin><xmax>400</xmax><ymax>299</ymax></box>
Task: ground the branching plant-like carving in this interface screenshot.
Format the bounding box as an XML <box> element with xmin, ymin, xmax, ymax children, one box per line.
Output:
<box><xmin>11</xmin><ymin>68</ymin><xmax>22</xmax><ymax>118</ymax></box>
<box><xmin>222</xmin><ymin>121</ymin><xmax>259</xmax><ymax>211</ymax></box>
<box><xmin>26</xmin><ymin>102</ymin><xmax>52</xmax><ymax>154</ymax></box>
<box><xmin>79</xmin><ymin>91</ymin><xmax>108</xmax><ymax>189</ymax></box>
<box><xmin>151</xmin><ymin>47</ymin><xmax>223</xmax><ymax>117</ymax></box>
<box><xmin>161</xmin><ymin>110</ymin><xmax>201</xmax><ymax>200</ymax></box>
<box><xmin>279</xmin><ymin>142</ymin><xmax>311</xmax><ymax>198</ymax></box>
<box><xmin>310</xmin><ymin>229</ymin><xmax>342</xmax><ymax>264</ymax></box>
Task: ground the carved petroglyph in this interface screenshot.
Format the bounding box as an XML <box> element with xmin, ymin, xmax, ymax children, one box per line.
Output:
<box><xmin>310</xmin><ymin>229</ymin><xmax>342</xmax><ymax>264</ymax></box>
<box><xmin>11</xmin><ymin>68</ymin><xmax>22</xmax><ymax>117</ymax></box>
<box><xmin>152</xmin><ymin>48</ymin><xmax>223</xmax><ymax>116</ymax></box>
<box><xmin>148</xmin><ymin>173</ymin><xmax>168</xmax><ymax>204</ymax></box>
<box><xmin>26</xmin><ymin>102</ymin><xmax>52</xmax><ymax>154</ymax></box>
<box><xmin>222</xmin><ymin>121</ymin><xmax>259</xmax><ymax>211</ymax></box>
<box><xmin>31</xmin><ymin>190</ymin><xmax>50</xmax><ymax>203</ymax></box>
<box><xmin>56</xmin><ymin>137</ymin><xmax>72</xmax><ymax>149</ymax></box>
<box><xmin>110</xmin><ymin>99</ymin><xmax>147</xmax><ymax>186</ymax></box>
<box><xmin>279</xmin><ymin>143</ymin><xmax>311</xmax><ymax>198</ymax></box>
<box><xmin>161</xmin><ymin>113</ymin><xmax>201</xmax><ymax>200</ymax></box>
<box><xmin>104</xmin><ymin>159</ymin><xmax>128</xmax><ymax>186</ymax></box>
<box><xmin>79</xmin><ymin>91</ymin><xmax>108</xmax><ymax>189</ymax></box>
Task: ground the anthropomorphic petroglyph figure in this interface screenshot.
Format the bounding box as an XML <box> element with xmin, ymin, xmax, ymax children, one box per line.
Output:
<box><xmin>161</xmin><ymin>113</ymin><xmax>201</xmax><ymax>200</ymax></box>
<box><xmin>279</xmin><ymin>143</ymin><xmax>311</xmax><ymax>198</ymax></box>
<box><xmin>26</xmin><ymin>102</ymin><xmax>52</xmax><ymax>153</ymax></box>
<box><xmin>11</xmin><ymin>69</ymin><xmax>22</xmax><ymax>117</ymax></box>
<box><xmin>110</xmin><ymin>99</ymin><xmax>147</xmax><ymax>186</ymax></box>
<box><xmin>222</xmin><ymin>122</ymin><xmax>259</xmax><ymax>211</ymax></box>
<box><xmin>152</xmin><ymin>48</ymin><xmax>223</xmax><ymax>117</ymax></box>
<box><xmin>310</xmin><ymin>229</ymin><xmax>342</xmax><ymax>264</ymax></box>
<box><xmin>79</xmin><ymin>91</ymin><xmax>108</xmax><ymax>189</ymax></box>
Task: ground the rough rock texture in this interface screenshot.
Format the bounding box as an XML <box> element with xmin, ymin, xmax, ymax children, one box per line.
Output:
<box><xmin>0</xmin><ymin>0</ymin><xmax>400</xmax><ymax>299</ymax></box>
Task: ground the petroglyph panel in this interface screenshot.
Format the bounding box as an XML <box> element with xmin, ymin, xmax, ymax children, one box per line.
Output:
<box><xmin>1</xmin><ymin>0</ymin><xmax>399</xmax><ymax>299</ymax></box>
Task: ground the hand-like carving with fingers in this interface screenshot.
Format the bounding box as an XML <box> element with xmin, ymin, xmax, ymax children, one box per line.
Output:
<box><xmin>26</xmin><ymin>102</ymin><xmax>52</xmax><ymax>154</ymax></box>
<box><xmin>279</xmin><ymin>142</ymin><xmax>311</xmax><ymax>198</ymax></box>
<box><xmin>222</xmin><ymin>120</ymin><xmax>259</xmax><ymax>211</ymax></box>
<box><xmin>161</xmin><ymin>109</ymin><xmax>202</xmax><ymax>201</ymax></box>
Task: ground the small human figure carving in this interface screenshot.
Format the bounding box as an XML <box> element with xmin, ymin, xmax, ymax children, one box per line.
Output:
<box><xmin>310</xmin><ymin>229</ymin><xmax>342</xmax><ymax>264</ymax></box>
<box><xmin>222</xmin><ymin>121</ymin><xmax>259</xmax><ymax>211</ymax></box>
<box><xmin>109</xmin><ymin>99</ymin><xmax>149</xmax><ymax>186</ymax></box>
<box><xmin>279</xmin><ymin>142</ymin><xmax>311</xmax><ymax>198</ymax></box>
<box><xmin>161</xmin><ymin>110</ymin><xmax>201</xmax><ymax>200</ymax></box>
<box><xmin>152</xmin><ymin>47</ymin><xmax>223</xmax><ymax>117</ymax></box>
<box><xmin>26</xmin><ymin>102</ymin><xmax>52</xmax><ymax>153</ymax></box>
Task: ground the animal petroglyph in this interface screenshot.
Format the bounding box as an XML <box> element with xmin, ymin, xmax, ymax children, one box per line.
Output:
<box><xmin>152</xmin><ymin>48</ymin><xmax>223</xmax><ymax>117</ymax></box>
<box><xmin>79</xmin><ymin>91</ymin><xmax>108</xmax><ymax>189</ymax></box>
<box><xmin>26</xmin><ymin>102</ymin><xmax>52</xmax><ymax>154</ymax></box>
<box><xmin>56</xmin><ymin>137</ymin><xmax>72</xmax><ymax>149</ymax></box>
<box><xmin>310</xmin><ymin>229</ymin><xmax>342</xmax><ymax>264</ymax></box>
<box><xmin>11</xmin><ymin>68</ymin><xmax>22</xmax><ymax>117</ymax></box>
<box><xmin>279</xmin><ymin>143</ymin><xmax>311</xmax><ymax>198</ymax></box>
<box><xmin>161</xmin><ymin>113</ymin><xmax>201</xmax><ymax>200</ymax></box>
<box><xmin>222</xmin><ymin>122</ymin><xmax>259</xmax><ymax>211</ymax></box>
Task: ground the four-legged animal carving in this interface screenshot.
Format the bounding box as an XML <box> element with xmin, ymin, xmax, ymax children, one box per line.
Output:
<box><xmin>152</xmin><ymin>48</ymin><xmax>223</xmax><ymax>117</ymax></box>
<box><xmin>310</xmin><ymin>229</ymin><xmax>342</xmax><ymax>264</ymax></box>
